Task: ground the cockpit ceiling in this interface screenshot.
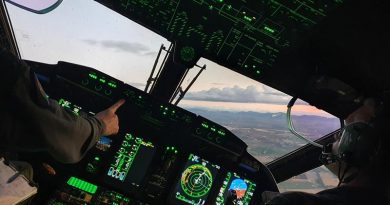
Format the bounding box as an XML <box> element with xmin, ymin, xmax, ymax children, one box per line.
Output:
<box><xmin>95</xmin><ymin>0</ymin><xmax>390</xmax><ymax>118</ymax></box>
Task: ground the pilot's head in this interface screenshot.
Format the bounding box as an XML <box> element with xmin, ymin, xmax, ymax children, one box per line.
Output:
<box><xmin>326</xmin><ymin>98</ymin><xmax>389</xmax><ymax>186</ymax></box>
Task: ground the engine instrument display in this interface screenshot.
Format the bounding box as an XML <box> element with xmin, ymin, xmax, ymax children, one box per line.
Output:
<box><xmin>105</xmin><ymin>133</ymin><xmax>155</xmax><ymax>191</ymax></box>
<box><xmin>171</xmin><ymin>154</ymin><xmax>220</xmax><ymax>205</ymax></box>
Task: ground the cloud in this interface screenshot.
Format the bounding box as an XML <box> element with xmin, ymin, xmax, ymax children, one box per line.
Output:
<box><xmin>128</xmin><ymin>82</ymin><xmax>146</xmax><ymax>90</ymax></box>
<box><xmin>185</xmin><ymin>85</ymin><xmax>293</xmax><ymax>104</ymax></box>
<box><xmin>82</xmin><ymin>39</ymin><xmax>151</xmax><ymax>54</ymax></box>
<box><xmin>142</xmin><ymin>51</ymin><xmax>158</xmax><ymax>57</ymax></box>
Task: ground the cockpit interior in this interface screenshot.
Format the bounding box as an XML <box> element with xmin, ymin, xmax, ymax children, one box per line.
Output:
<box><xmin>1</xmin><ymin>0</ymin><xmax>389</xmax><ymax>204</ymax></box>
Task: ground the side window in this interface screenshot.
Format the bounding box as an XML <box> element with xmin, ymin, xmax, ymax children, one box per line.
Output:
<box><xmin>278</xmin><ymin>166</ymin><xmax>339</xmax><ymax>193</ymax></box>
<box><xmin>278</xmin><ymin>101</ymin><xmax>340</xmax><ymax>192</ymax></box>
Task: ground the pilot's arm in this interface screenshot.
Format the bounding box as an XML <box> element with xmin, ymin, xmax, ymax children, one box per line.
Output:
<box><xmin>0</xmin><ymin>47</ymin><xmax>124</xmax><ymax>163</ymax></box>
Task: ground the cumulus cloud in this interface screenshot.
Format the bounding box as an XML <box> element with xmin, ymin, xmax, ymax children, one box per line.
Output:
<box><xmin>185</xmin><ymin>85</ymin><xmax>293</xmax><ymax>104</ymax></box>
<box><xmin>82</xmin><ymin>39</ymin><xmax>151</xmax><ymax>55</ymax></box>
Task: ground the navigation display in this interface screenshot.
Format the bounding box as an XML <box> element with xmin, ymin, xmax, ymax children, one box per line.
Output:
<box><xmin>216</xmin><ymin>172</ymin><xmax>256</xmax><ymax>205</ymax></box>
<box><xmin>105</xmin><ymin>133</ymin><xmax>155</xmax><ymax>191</ymax></box>
<box><xmin>170</xmin><ymin>154</ymin><xmax>220</xmax><ymax>205</ymax></box>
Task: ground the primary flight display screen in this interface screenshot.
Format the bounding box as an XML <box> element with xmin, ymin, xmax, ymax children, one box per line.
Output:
<box><xmin>170</xmin><ymin>154</ymin><xmax>220</xmax><ymax>205</ymax></box>
<box><xmin>105</xmin><ymin>133</ymin><xmax>155</xmax><ymax>192</ymax></box>
<box><xmin>217</xmin><ymin>172</ymin><xmax>257</xmax><ymax>205</ymax></box>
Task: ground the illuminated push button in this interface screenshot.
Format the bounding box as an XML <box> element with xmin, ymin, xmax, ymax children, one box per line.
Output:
<box><xmin>104</xmin><ymin>89</ymin><xmax>112</xmax><ymax>95</ymax></box>
<box><xmin>81</xmin><ymin>79</ymin><xmax>89</xmax><ymax>85</ymax></box>
<box><xmin>95</xmin><ymin>84</ymin><xmax>103</xmax><ymax>91</ymax></box>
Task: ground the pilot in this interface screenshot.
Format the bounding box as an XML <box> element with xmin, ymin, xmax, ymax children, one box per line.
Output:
<box><xmin>0</xmin><ymin>47</ymin><xmax>125</xmax><ymax>164</ymax></box>
<box><xmin>263</xmin><ymin>98</ymin><xmax>390</xmax><ymax>205</ymax></box>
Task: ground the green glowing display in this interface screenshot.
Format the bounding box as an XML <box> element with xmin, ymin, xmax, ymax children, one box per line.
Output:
<box><xmin>58</xmin><ymin>98</ymin><xmax>81</xmax><ymax>115</ymax></box>
<box><xmin>264</xmin><ymin>26</ymin><xmax>275</xmax><ymax>33</ymax></box>
<box><xmin>216</xmin><ymin>172</ymin><xmax>257</xmax><ymax>205</ymax></box>
<box><xmin>200</xmin><ymin>122</ymin><xmax>226</xmax><ymax>136</ymax></box>
<box><xmin>173</xmin><ymin>154</ymin><xmax>220</xmax><ymax>205</ymax></box>
<box><xmin>108</xmin><ymin>82</ymin><xmax>117</xmax><ymax>88</ymax></box>
<box><xmin>107</xmin><ymin>134</ymin><xmax>154</xmax><ymax>181</ymax></box>
<box><xmin>89</xmin><ymin>73</ymin><xmax>97</xmax><ymax>80</ymax></box>
<box><xmin>87</xmin><ymin>72</ymin><xmax>117</xmax><ymax>89</ymax></box>
<box><xmin>243</xmin><ymin>16</ymin><xmax>252</xmax><ymax>22</ymax></box>
<box><xmin>67</xmin><ymin>177</ymin><xmax>98</xmax><ymax>194</ymax></box>
<box><xmin>181</xmin><ymin>164</ymin><xmax>213</xmax><ymax>198</ymax></box>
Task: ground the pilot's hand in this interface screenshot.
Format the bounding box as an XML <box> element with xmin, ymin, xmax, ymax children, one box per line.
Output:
<box><xmin>95</xmin><ymin>99</ymin><xmax>125</xmax><ymax>136</ymax></box>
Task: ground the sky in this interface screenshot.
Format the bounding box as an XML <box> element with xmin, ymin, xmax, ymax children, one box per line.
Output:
<box><xmin>5</xmin><ymin>0</ymin><xmax>335</xmax><ymax>117</ymax></box>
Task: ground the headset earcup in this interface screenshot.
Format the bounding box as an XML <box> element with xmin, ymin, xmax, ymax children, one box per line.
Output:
<box><xmin>338</xmin><ymin>122</ymin><xmax>378</xmax><ymax>167</ymax></box>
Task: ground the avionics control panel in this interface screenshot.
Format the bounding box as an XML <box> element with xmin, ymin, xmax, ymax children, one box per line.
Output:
<box><xmin>30</xmin><ymin>61</ymin><xmax>278</xmax><ymax>205</ymax></box>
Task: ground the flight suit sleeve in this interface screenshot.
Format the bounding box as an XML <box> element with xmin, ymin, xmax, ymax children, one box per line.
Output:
<box><xmin>1</xmin><ymin>47</ymin><xmax>105</xmax><ymax>163</ymax></box>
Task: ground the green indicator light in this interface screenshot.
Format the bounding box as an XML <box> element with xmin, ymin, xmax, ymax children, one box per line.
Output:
<box><xmin>175</xmin><ymin>150</ymin><xmax>178</xmax><ymax>154</ymax></box>
<box><xmin>211</xmin><ymin>127</ymin><xmax>216</xmax><ymax>132</ymax></box>
<box><xmin>172</xmin><ymin>110</ymin><xmax>176</xmax><ymax>113</ymax></box>
<box><xmin>244</xmin><ymin>65</ymin><xmax>248</xmax><ymax>68</ymax></box>
<box><xmin>227</xmin><ymin>5</ymin><xmax>232</xmax><ymax>10</ymax></box>
<box><xmin>165</xmin><ymin>107</ymin><xmax>168</xmax><ymax>110</ymax></box>
<box><xmin>95</xmin><ymin>157</ymin><xmax>100</xmax><ymax>161</ymax></box>
<box><xmin>201</xmin><ymin>123</ymin><xmax>209</xmax><ymax>128</ymax></box>
<box><xmin>244</xmin><ymin>16</ymin><xmax>252</xmax><ymax>22</ymax></box>
<box><xmin>209</xmin><ymin>5</ymin><xmax>213</xmax><ymax>10</ymax></box>
<box><xmin>163</xmin><ymin>112</ymin><xmax>167</xmax><ymax>115</ymax></box>
<box><xmin>89</xmin><ymin>73</ymin><xmax>98</xmax><ymax>80</ymax></box>
<box><xmin>218</xmin><ymin>0</ymin><xmax>223</xmax><ymax>2</ymax></box>
<box><xmin>218</xmin><ymin>131</ymin><xmax>226</xmax><ymax>136</ymax></box>
<box><xmin>256</xmin><ymin>70</ymin><xmax>261</xmax><ymax>74</ymax></box>
<box><xmin>99</xmin><ymin>79</ymin><xmax>106</xmax><ymax>83</ymax></box>
<box><xmin>264</xmin><ymin>26</ymin><xmax>275</xmax><ymax>33</ymax></box>
<box><xmin>108</xmin><ymin>82</ymin><xmax>117</xmax><ymax>88</ymax></box>
<box><xmin>138</xmin><ymin>96</ymin><xmax>142</xmax><ymax>99</ymax></box>
<box><xmin>67</xmin><ymin>177</ymin><xmax>97</xmax><ymax>194</ymax></box>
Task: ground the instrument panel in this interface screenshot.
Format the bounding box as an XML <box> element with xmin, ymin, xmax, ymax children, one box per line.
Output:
<box><xmin>95</xmin><ymin>0</ymin><xmax>345</xmax><ymax>79</ymax></box>
<box><xmin>30</xmin><ymin>61</ymin><xmax>278</xmax><ymax>205</ymax></box>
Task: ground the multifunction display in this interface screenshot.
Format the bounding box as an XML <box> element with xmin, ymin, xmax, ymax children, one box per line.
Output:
<box><xmin>217</xmin><ymin>172</ymin><xmax>257</xmax><ymax>205</ymax></box>
<box><xmin>105</xmin><ymin>133</ymin><xmax>156</xmax><ymax>191</ymax></box>
<box><xmin>171</xmin><ymin>154</ymin><xmax>220</xmax><ymax>205</ymax></box>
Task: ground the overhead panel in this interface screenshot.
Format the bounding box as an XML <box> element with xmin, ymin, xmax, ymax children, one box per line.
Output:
<box><xmin>96</xmin><ymin>0</ymin><xmax>344</xmax><ymax>80</ymax></box>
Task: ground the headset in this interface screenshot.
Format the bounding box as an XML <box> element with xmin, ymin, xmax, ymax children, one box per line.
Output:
<box><xmin>321</xmin><ymin>120</ymin><xmax>383</xmax><ymax>168</ymax></box>
<box><xmin>320</xmin><ymin>118</ymin><xmax>385</xmax><ymax>185</ymax></box>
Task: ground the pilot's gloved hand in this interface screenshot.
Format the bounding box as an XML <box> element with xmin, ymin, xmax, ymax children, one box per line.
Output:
<box><xmin>95</xmin><ymin>99</ymin><xmax>125</xmax><ymax>136</ymax></box>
